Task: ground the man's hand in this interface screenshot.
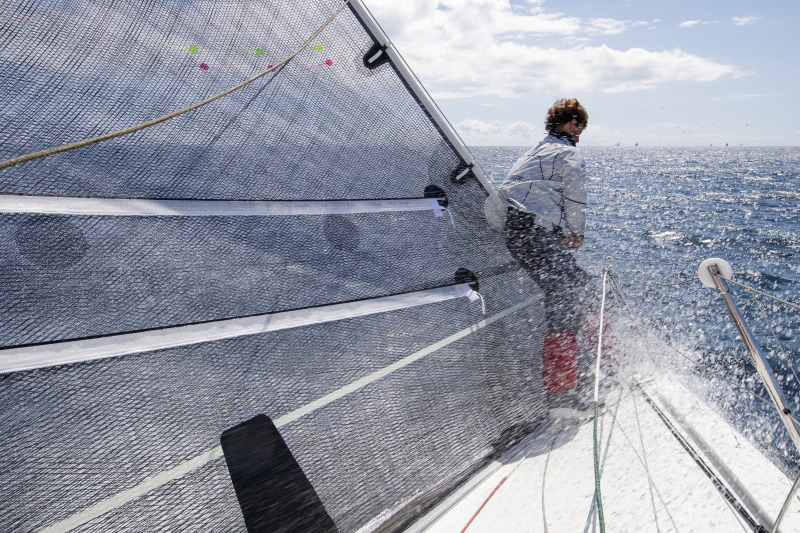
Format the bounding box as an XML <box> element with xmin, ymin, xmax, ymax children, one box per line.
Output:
<box><xmin>564</xmin><ymin>233</ymin><xmax>584</xmax><ymax>250</ymax></box>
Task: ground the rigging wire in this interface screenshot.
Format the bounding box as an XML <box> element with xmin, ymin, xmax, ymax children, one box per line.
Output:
<box><xmin>581</xmin><ymin>243</ymin><xmax>800</xmax><ymax>525</ymax></box>
<box><xmin>636</xmin><ymin>276</ymin><xmax>700</xmax><ymax>288</ymax></box>
<box><xmin>631</xmin><ymin>390</ymin><xmax>662</xmax><ymax>533</ymax></box>
<box><xmin>606</xmin><ymin>271</ymin><xmax>800</xmax><ymax>429</ymax></box>
<box><xmin>751</xmin><ymin>291</ymin><xmax>800</xmax><ymax>397</ymax></box>
<box><xmin>0</xmin><ymin>1</ymin><xmax>352</xmax><ymax>172</ymax></box>
<box><xmin>727</xmin><ymin>278</ymin><xmax>800</xmax><ymax>312</ymax></box>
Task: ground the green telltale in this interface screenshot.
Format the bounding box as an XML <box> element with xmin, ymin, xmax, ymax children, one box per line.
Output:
<box><xmin>189</xmin><ymin>45</ymin><xmax>198</xmax><ymax>53</ymax></box>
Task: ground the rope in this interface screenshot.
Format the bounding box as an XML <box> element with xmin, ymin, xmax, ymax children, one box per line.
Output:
<box><xmin>459</xmin><ymin>422</ymin><xmax>550</xmax><ymax>532</ymax></box>
<box><xmin>541</xmin><ymin>431</ymin><xmax>561</xmax><ymax>533</ymax></box>
<box><xmin>608</xmin><ymin>402</ymin><xmax>681</xmax><ymax>531</ymax></box>
<box><xmin>583</xmin><ymin>389</ymin><xmax>624</xmax><ymax>533</ymax></box>
<box><xmin>637</xmin><ymin>276</ymin><xmax>699</xmax><ymax>288</ymax></box>
<box><xmin>606</xmin><ymin>271</ymin><xmax>800</xmax><ymax>428</ymax></box>
<box><xmin>751</xmin><ymin>291</ymin><xmax>800</xmax><ymax>393</ymax></box>
<box><xmin>631</xmin><ymin>390</ymin><xmax>661</xmax><ymax>532</ymax></box>
<box><xmin>639</xmin><ymin>386</ymin><xmax>768</xmax><ymax>532</ymax></box>
<box><xmin>0</xmin><ymin>1</ymin><xmax>352</xmax><ymax>172</ymax></box>
<box><xmin>597</xmin><ymin>267</ymin><xmax>798</xmax><ymax>530</ymax></box>
<box><xmin>592</xmin><ymin>406</ymin><xmax>605</xmax><ymax>532</ymax></box>
<box><xmin>727</xmin><ymin>278</ymin><xmax>800</xmax><ymax>312</ymax></box>
<box><xmin>459</xmin><ymin>477</ymin><xmax>507</xmax><ymax>533</ymax></box>
<box><xmin>591</xmin><ymin>268</ymin><xmax>609</xmax><ymax>533</ymax></box>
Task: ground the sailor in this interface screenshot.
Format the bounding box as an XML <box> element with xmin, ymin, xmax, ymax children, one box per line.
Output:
<box><xmin>500</xmin><ymin>98</ymin><xmax>597</xmax><ymax>410</ymax></box>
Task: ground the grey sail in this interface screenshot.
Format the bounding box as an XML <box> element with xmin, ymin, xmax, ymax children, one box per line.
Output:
<box><xmin>0</xmin><ymin>1</ymin><xmax>547</xmax><ymax>532</ymax></box>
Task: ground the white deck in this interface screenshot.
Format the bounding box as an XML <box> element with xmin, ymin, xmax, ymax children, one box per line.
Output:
<box><xmin>408</xmin><ymin>375</ymin><xmax>800</xmax><ymax>532</ymax></box>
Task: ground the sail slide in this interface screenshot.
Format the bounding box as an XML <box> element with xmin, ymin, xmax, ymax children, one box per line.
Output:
<box><xmin>0</xmin><ymin>1</ymin><xmax>548</xmax><ymax>531</ymax></box>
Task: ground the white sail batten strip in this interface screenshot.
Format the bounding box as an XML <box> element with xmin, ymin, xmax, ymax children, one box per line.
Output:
<box><xmin>38</xmin><ymin>296</ymin><xmax>536</xmax><ymax>533</ymax></box>
<box><xmin>0</xmin><ymin>284</ymin><xmax>474</xmax><ymax>374</ymax></box>
<box><xmin>0</xmin><ymin>194</ymin><xmax>444</xmax><ymax>217</ymax></box>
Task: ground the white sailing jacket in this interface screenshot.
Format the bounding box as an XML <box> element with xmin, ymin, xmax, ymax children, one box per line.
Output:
<box><xmin>499</xmin><ymin>132</ymin><xmax>587</xmax><ymax>237</ymax></box>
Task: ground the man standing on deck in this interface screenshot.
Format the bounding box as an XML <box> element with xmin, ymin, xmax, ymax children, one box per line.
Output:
<box><xmin>500</xmin><ymin>98</ymin><xmax>597</xmax><ymax>412</ymax></box>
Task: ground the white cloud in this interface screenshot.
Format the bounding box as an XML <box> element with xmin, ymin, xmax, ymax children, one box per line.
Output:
<box><xmin>588</xmin><ymin>18</ymin><xmax>653</xmax><ymax>35</ymax></box>
<box><xmin>678</xmin><ymin>20</ymin><xmax>720</xmax><ymax>28</ymax></box>
<box><xmin>428</xmin><ymin>44</ymin><xmax>739</xmax><ymax>98</ymax></box>
<box><xmin>732</xmin><ymin>16</ymin><xmax>760</xmax><ymax>26</ymax></box>
<box><xmin>456</xmin><ymin>119</ymin><xmax>541</xmax><ymax>144</ymax></box>
<box><xmin>366</xmin><ymin>1</ymin><xmax>740</xmax><ymax>98</ymax></box>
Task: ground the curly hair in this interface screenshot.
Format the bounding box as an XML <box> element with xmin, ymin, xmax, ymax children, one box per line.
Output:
<box><xmin>545</xmin><ymin>98</ymin><xmax>588</xmax><ymax>131</ymax></box>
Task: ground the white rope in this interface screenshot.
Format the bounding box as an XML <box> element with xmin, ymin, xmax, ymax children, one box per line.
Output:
<box><xmin>590</xmin><ymin>268</ymin><xmax>610</xmax><ymax>532</ymax></box>
<box><xmin>541</xmin><ymin>431</ymin><xmax>562</xmax><ymax>533</ymax></box>
<box><xmin>441</xmin><ymin>206</ymin><xmax>456</xmax><ymax>229</ymax></box>
<box><xmin>594</xmin><ymin>269</ymin><xmax>608</xmax><ymax>402</ymax></box>
<box><xmin>463</xmin><ymin>286</ymin><xmax>485</xmax><ymax>314</ymax></box>
<box><xmin>631</xmin><ymin>390</ymin><xmax>661</xmax><ymax>532</ymax></box>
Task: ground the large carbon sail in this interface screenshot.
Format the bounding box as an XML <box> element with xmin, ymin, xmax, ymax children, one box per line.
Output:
<box><xmin>0</xmin><ymin>1</ymin><xmax>547</xmax><ymax>531</ymax></box>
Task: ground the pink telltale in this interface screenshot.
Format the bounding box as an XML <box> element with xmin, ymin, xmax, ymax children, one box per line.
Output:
<box><xmin>200</xmin><ymin>63</ymin><xmax>209</xmax><ymax>70</ymax></box>
<box><xmin>325</xmin><ymin>59</ymin><xmax>333</xmax><ymax>66</ymax></box>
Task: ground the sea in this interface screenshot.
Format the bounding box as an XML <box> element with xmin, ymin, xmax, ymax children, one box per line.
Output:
<box><xmin>471</xmin><ymin>145</ymin><xmax>800</xmax><ymax>474</ymax></box>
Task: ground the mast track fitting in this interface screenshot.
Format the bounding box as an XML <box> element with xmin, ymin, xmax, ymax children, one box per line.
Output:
<box><xmin>363</xmin><ymin>42</ymin><xmax>391</xmax><ymax>69</ymax></box>
<box><xmin>451</xmin><ymin>163</ymin><xmax>475</xmax><ymax>183</ymax></box>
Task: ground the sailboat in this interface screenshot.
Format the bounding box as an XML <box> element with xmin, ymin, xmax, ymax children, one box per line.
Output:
<box><xmin>1</xmin><ymin>1</ymin><xmax>798</xmax><ymax>531</ymax></box>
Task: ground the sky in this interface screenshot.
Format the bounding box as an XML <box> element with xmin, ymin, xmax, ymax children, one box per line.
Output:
<box><xmin>362</xmin><ymin>0</ymin><xmax>800</xmax><ymax>146</ymax></box>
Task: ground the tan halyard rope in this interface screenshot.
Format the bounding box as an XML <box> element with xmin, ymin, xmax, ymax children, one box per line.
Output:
<box><xmin>0</xmin><ymin>0</ymin><xmax>351</xmax><ymax>172</ymax></box>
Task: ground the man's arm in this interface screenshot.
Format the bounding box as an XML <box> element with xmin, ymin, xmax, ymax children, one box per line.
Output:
<box><xmin>560</xmin><ymin>149</ymin><xmax>587</xmax><ymax>240</ymax></box>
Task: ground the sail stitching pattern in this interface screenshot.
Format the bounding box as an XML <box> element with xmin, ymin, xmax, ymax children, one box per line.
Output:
<box><xmin>36</xmin><ymin>296</ymin><xmax>537</xmax><ymax>533</ymax></box>
<box><xmin>0</xmin><ymin>1</ymin><xmax>352</xmax><ymax>172</ymax></box>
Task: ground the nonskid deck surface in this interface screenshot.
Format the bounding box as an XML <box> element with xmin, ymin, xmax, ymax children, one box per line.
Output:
<box><xmin>409</xmin><ymin>376</ymin><xmax>800</xmax><ymax>533</ymax></box>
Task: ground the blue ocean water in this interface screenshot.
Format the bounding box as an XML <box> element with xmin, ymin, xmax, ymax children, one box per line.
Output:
<box><xmin>472</xmin><ymin>145</ymin><xmax>800</xmax><ymax>473</ymax></box>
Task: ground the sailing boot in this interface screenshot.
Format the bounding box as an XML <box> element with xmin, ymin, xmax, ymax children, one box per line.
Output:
<box><xmin>544</xmin><ymin>332</ymin><xmax>593</xmax><ymax>418</ymax></box>
<box><xmin>543</xmin><ymin>331</ymin><xmax>577</xmax><ymax>394</ymax></box>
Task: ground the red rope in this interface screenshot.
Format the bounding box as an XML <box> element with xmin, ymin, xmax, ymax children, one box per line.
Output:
<box><xmin>460</xmin><ymin>476</ymin><xmax>508</xmax><ymax>533</ymax></box>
